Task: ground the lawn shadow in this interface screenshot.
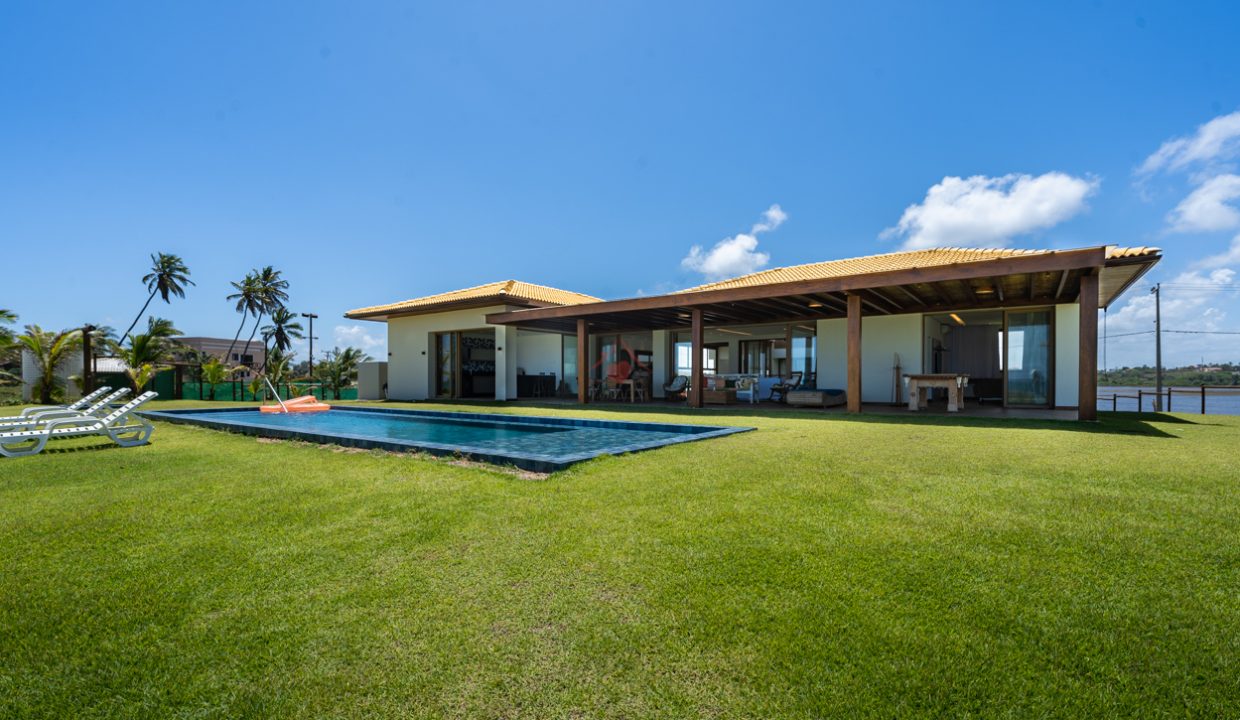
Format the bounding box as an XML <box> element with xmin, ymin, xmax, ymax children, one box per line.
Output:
<box><xmin>6</xmin><ymin>441</ymin><xmax>128</xmax><ymax>456</ymax></box>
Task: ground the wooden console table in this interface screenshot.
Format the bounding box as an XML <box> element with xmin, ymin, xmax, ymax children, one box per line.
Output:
<box><xmin>905</xmin><ymin>374</ymin><xmax>969</xmax><ymax>412</ymax></box>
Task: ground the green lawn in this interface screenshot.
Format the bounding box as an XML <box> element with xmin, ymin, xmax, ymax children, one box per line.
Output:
<box><xmin>1</xmin><ymin>400</ymin><xmax>1237</xmax><ymax>718</ymax></box>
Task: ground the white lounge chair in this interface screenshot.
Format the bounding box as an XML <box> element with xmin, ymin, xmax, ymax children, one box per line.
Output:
<box><xmin>0</xmin><ymin>388</ymin><xmax>131</xmax><ymax>430</ymax></box>
<box><xmin>0</xmin><ymin>392</ymin><xmax>158</xmax><ymax>458</ymax></box>
<box><xmin>4</xmin><ymin>386</ymin><xmax>112</xmax><ymax>420</ymax></box>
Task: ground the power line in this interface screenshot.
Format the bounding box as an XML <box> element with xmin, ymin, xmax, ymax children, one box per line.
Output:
<box><xmin>1103</xmin><ymin>329</ymin><xmax>1240</xmax><ymax>339</ymax></box>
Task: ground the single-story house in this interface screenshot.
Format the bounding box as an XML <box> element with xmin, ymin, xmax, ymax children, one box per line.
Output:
<box><xmin>345</xmin><ymin>245</ymin><xmax>1161</xmax><ymax>420</ymax></box>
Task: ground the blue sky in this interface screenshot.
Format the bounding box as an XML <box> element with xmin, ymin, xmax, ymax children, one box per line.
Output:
<box><xmin>4</xmin><ymin>1</ymin><xmax>1240</xmax><ymax>367</ymax></box>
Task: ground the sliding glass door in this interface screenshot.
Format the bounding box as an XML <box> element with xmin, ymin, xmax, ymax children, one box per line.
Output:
<box><xmin>1004</xmin><ymin>310</ymin><xmax>1052</xmax><ymax>407</ymax></box>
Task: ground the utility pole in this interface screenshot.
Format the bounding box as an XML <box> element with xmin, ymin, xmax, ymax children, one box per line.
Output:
<box><xmin>81</xmin><ymin>324</ymin><xmax>96</xmax><ymax>394</ymax></box>
<box><xmin>1152</xmin><ymin>283</ymin><xmax>1163</xmax><ymax>411</ymax></box>
<box><xmin>301</xmin><ymin>312</ymin><xmax>319</xmax><ymax>394</ymax></box>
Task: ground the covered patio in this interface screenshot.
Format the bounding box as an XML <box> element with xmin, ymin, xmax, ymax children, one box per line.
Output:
<box><xmin>487</xmin><ymin>245</ymin><xmax>1160</xmax><ymax>421</ymax></box>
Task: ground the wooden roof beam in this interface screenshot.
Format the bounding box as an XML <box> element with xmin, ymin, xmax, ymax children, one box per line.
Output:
<box><xmin>926</xmin><ymin>282</ymin><xmax>952</xmax><ymax>307</ymax></box>
<box><xmin>1055</xmin><ymin>269</ymin><xmax>1070</xmax><ymax>300</ymax></box>
<box><xmin>893</xmin><ymin>285</ymin><xmax>927</xmax><ymax>306</ymax></box>
<box><xmin>866</xmin><ymin>288</ymin><xmax>906</xmax><ymax>312</ymax></box>
<box><xmin>485</xmin><ymin>246</ymin><xmax>1109</xmax><ymax>325</ymax></box>
<box><xmin>859</xmin><ymin>294</ymin><xmax>893</xmax><ymax>315</ymax></box>
<box><xmin>808</xmin><ymin>293</ymin><xmax>848</xmax><ymax>311</ymax></box>
<box><xmin>959</xmin><ymin>280</ymin><xmax>979</xmax><ymax>304</ymax></box>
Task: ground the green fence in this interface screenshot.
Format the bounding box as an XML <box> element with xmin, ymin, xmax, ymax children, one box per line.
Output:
<box><xmin>178</xmin><ymin>382</ymin><xmax>357</xmax><ymax>401</ymax></box>
<box><xmin>96</xmin><ymin>367</ymin><xmax>360</xmax><ymax>402</ymax></box>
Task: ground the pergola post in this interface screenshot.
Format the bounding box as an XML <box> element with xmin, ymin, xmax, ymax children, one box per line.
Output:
<box><xmin>577</xmin><ymin>319</ymin><xmax>589</xmax><ymax>404</ymax></box>
<box><xmin>690</xmin><ymin>308</ymin><xmax>703</xmax><ymax>408</ymax></box>
<box><xmin>1078</xmin><ymin>273</ymin><xmax>1099</xmax><ymax>421</ymax></box>
<box><xmin>847</xmin><ymin>293</ymin><xmax>862</xmax><ymax>413</ymax></box>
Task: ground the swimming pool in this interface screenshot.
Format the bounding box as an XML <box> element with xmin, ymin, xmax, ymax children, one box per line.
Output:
<box><xmin>141</xmin><ymin>406</ymin><xmax>752</xmax><ymax>472</ymax></box>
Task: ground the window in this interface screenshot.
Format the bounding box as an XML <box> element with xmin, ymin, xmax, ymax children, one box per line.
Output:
<box><xmin>673</xmin><ymin>342</ymin><xmax>717</xmax><ymax>376</ymax></box>
<box><xmin>739</xmin><ymin>340</ymin><xmax>768</xmax><ymax>375</ymax></box>
<box><xmin>791</xmin><ymin>333</ymin><xmax>816</xmax><ymax>381</ymax></box>
<box><xmin>1005</xmin><ymin>330</ymin><xmax>1025</xmax><ymax>371</ymax></box>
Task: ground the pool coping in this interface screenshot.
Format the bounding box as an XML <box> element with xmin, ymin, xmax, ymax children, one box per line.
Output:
<box><xmin>139</xmin><ymin>406</ymin><xmax>754</xmax><ymax>473</ymax></box>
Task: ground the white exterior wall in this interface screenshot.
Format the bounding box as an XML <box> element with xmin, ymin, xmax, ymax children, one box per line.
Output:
<box><xmin>385</xmin><ymin>305</ymin><xmax>522</xmax><ymax>401</ymax></box>
<box><xmin>357</xmin><ymin>361</ymin><xmax>388</xmax><ymax>400</ymax></box>
<box><xmin>817</xmin><ymin>315</ymin><xmax>923</xmax><ymax>403</ymax></box>
<box><xmin>515</xmin><ymin>331</ymin><xmax>563</xmax><ymax>379</ymax></box>
<box><xmin>1055</xmin><ymin>303</ymin><xmax>1080</xmax><ymax>408</ymax></box>
<box><xmin>493</xmin><ymin>325</ymin><xmax>519</xmax><ymax>400</ymax></box>
<box><xmin>652</xmin><ymin>330</ymin><xmax>669</xmax><ymax>397</ymax></box>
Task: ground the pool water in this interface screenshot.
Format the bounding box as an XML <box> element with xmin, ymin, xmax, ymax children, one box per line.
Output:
<box><xmin>141</xmin><ymin>407</ymin><xmax>752</xmax><ymax>472</ymax></box>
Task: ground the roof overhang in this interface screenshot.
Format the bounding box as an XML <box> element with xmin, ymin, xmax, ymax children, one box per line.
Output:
<box><xmin>486</xmin><ymin>246</ymin><xmax>1160</xmax><ymax>333</ymax></box>
<box><xmin>345</xmin><ymin>297</ymin><xmax>560</xmax><ymax>322</ymax></box>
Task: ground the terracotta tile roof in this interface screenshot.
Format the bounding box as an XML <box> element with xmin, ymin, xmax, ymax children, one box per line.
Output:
<box><xmin>346</xmin><ymin>280</ymin><xmax>601</xmax><ymax>318</ymax></box>
<box><xmin>677</xmin><ymin>246</ymin><xmax>1160</xmax><ymax>293</ymax></box>
<box><xmin>1105</xmin><ymin>245</ymin><xmax>1161</xmax><ymax>259</ymax></box>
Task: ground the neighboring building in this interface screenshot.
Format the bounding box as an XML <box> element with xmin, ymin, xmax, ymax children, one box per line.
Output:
<box><xmin>345</xmin><ymin>245</ymin><xmax>1161</xmax><ymax>420</ymax></box>
<box><xmin>178</xmin><ymin>337</ymin><xmax>265</xmax><ymax>378</ymax></box>
<box><xmin>20</xmin><ymin>337</ymin><xmax>269</xmax><ymax>401</ymax></box>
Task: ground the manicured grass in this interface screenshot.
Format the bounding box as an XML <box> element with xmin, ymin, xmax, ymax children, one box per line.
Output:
<box><xmin>1</xmin><ymin>400</ymin><xmax>1237</xmax><ymax>718</ymax></box>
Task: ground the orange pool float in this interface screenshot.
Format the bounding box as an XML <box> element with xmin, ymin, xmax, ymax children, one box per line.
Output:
<box><xmin>260</xmin><ymin>395</ymin><xmax>331</xmax><ymax>414</ymax></box>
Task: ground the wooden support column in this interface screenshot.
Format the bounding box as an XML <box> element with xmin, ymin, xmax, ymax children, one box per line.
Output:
<box><xmin>784</xmin><ymin>323</ymin><xmax>793</xmax><ymax>378</ymax></box>
<box><xmin>690</xmin><ymin>308</ymin><xmax>704</xmax><ymax>408</ymax></box>
<box><xmin>1078</xmin><ymin>273</ymin><xmax>1098</xmax><ymax>421</ymax></box>
<box><xmin>846</xmin><ymin>293</ymin><xmax>862</xmax><ymax>413</ymax></box>
<box><xmin>576</xmin><ymin>319</ymin><xmax>589</xmax><ymax>404</ymax></box>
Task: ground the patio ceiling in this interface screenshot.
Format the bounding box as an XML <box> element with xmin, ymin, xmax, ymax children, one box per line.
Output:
<box><xmin>487</xmin><ymin>245</ymin><xmax>1160</xmax><ymax>333</ymax></box>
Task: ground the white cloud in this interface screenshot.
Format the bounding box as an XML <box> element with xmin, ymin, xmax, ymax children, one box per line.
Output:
<box><xmin>1103</xmin><ymin>265</ymin><xmax>1240</xmax><ymax>367</ymax></box>
<box><xmin>681</xmin><ymin>204</ymin><xmax>785</xmax><ymax>281</ymax></box>
<box><xmin>1107</xmin><ymin>267</ymin><xmax>1235</xmax><ymax>334</ymax></box>
<box><xmin>1168</xmin><ymin>174</ymin><xmax>1240</xmax><ymax>233</ymax></box>
<box><xmin>1194</xmin><ymin>234</ymin><xmax>1240</xmax><ymax>271</ymax></box>
<box><xmin>1138</xmin><ymin>110</ymin><xmax>1240</xmax><ymax>176</ymax></box>
<box><xmin>881</xmin><ymin>173</ymin><xmax>1098</xmax><ymax>251</ymax></box>
<box><xmin>751</xmin><ymin>204</ymin><xmax>788</xmax><ymax>233</ymax></box>
<box><xmin>333</xmin><ymin>324</ymin><xmax>386</xmax><ymax>357</ymax></box>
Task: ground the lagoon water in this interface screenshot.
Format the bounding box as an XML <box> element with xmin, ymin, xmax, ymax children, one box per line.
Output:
<box><xmin>1097</xmin><ymin>386</ymin><xmax>1240</xmax><ymax>415</ymax></box>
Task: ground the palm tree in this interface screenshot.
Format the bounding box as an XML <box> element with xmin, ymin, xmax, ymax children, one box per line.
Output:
<box><xmin>0</xmin><ymin>310</ymin><xmax>18</xmax><ymax>384</ymax></box>
<box><xmin>118</xmin><ymin>317</ymin><xmax>183</xmax><ymax>391</ymax></box>
<box><xmin>126</xmin><ymin>362</ymin><xmax>162</xmax><ymax>394</ymax></box>
<box><xmin>260</xmin><ymin>308</ymin><xmax>304</xmax><ymax>370</ymax></box>
<box><xmin>239</xmin><ymin>266</ymin><xmax>290</xmax><ymax>368</ymax></box>
<box><xmin>86</xmin><ymin>325</ymin><xmax>121</xmax><ymax>358</ymax></box>
<box><xmin>121</xmin><ymin>253</ymin><xmax>194</xmax><ymax>344</ymax></box>
<box><xmin>199</xmin><ymin>356</ymin><xmax>244</xmax><ymax>401</ymax></box>
<box><xmin>224</xmin><ymin>271</ymin><xmax>262</xmax><ymax>366</ymax></box>
<box><xmin>0</xmin><ymin>309</ymin><xmax>16</xmax><ymax>344</ymax></box>
<box><xmin>16</xmin><ymin>326</ymin><xmax>82</xmax><ymax>404</ymax></box>
<box><xmin>315</xmin><ymin>346</ymin><xmax>372</xmax><ymax>399</ymax></box>
<box><xmin>263</xmin><ymin>346</ymin><xmax>295</xmax><ymax>398</ymax></box>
